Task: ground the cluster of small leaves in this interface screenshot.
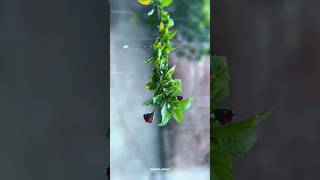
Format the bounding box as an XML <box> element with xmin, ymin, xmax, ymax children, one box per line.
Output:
<box><xmin>138</xmin><ymin>0</ymin><xmax>193</xmax><ymax>126</ymax></box>
<box><xmin>211</xmin><ymin>56</ymin><xmax>271</xmax><ymax>180</ymax></box>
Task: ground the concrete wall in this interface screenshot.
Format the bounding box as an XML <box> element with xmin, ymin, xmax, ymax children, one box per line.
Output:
<box><xmin>110</xmin><ymin>1</ymin><xmax>160</xmax><ymax>180</ymax></box>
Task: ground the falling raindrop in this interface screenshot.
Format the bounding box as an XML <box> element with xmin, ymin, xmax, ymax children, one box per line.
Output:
<box><xmin>123</xmin><ymin>45</ymin><xmax>129</xmax><ymax>49</ymax></box>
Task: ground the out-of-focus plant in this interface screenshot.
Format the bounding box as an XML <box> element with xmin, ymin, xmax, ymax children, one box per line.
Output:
<box><xmin>138</xmin><ymin>0</ymin><xmax>210</xmax><ymax>60</ymax></box>
<box><xmin>172</xmin><ymin>0</ymin><xmax>210</xmax><ymax>60</ymax></box>
<box><xmin>105</xmin><ymin>131</ymin><xmax>110</xmax><ymax>179</ymax></box>
<box><xmin>138</xmin><ymin>0</ymin><xmax>194</xmax><ymax>126</ymax></box>
<box><xmin>211</xmin><ymin>56</ymin><xmax>271</xmax><ymax>179</ymax></box>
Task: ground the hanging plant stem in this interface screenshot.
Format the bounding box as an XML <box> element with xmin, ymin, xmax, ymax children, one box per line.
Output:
<box><xmin>138</xmin><ymin>0</ymin><xmax>194</xmax><ymax>126</ymax></box>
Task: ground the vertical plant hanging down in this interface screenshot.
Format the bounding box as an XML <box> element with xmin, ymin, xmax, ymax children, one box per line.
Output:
<box><xmin>211</xmin><ymin>56</ymin><xmax>271</xmax><ymax>180</ymax></box>
<box><xmin>138</xmin><ymin>0</ymin><xmax>194</xmax><ymax>126</ymax></box>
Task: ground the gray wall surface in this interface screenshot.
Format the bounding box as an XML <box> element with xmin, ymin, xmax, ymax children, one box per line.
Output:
<box><xmin>0</xmin><ymin>0</ymin><xmax>107</xmax><ymax>179</ymax></box>
<box><xmin>214</xmin><ymin>0</ymin><xmax>320</xmax><ymax>179</ymax></box>
<box><xmin>110</xmin><ymin>2</ymin><xmax>161</xmax><ymax>179</ymax></box>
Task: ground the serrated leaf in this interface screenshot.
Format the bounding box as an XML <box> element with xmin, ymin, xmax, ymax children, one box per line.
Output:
<box><xmin>160</xmin><ymin>0</ymin><xmax>173</xmax><ymax>7</ymax></box>
<box><xmin>159</xmin><ymin>103</ymin><xmax>172</xmax><ymax>126</ymax></box>
<box><xmin>211</xmin><ymin>143</ymin><xmax>233</xmax><ymax>180</ymax></box>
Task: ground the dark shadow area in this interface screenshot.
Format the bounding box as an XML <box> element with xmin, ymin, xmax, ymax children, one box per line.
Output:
<box><xmin>214</xmin><ymin>0</ymin><xmax>320</xmax><ymax>179</ymax></box>
<box><xmin>0</xmin><ymin>0</ymin><xmax>108</xmax><ymax>179</ymax></box>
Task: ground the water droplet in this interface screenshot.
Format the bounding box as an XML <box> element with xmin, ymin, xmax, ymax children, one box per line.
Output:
<box><xmin>123</xmin><ymin>45</ymin><xmax>129</xmax><ymax>49</ymax></box>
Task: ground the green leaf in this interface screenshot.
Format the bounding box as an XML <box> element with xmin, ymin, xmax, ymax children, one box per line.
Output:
<box><xmin>143</xmin><ymin>97</ymin><xmax>154</xmax><ymax>106</ymax></box>
<box><xmin>160</xmin><ymin>11</ymin><xmax>169</xmax><ymax>19</ymax></box>
<box><xmin>211</xmin><ymin>143</ymin><xmax>233</xmax><ymax>180</ymax></box>
<box><xmin>221</xmin><ymin>130</ymin><xmax>257</xmax><ymax>156</ymax></box>
<box><xmin>174</xmin><ymin>97</ymin><xmax>194</xmax><ymax>111</ymax></box>
<box><xmin>152</xmin><ymin>94</ymin><xmax>163</xmax><ymax>104</ymax></box>
<box><xmin>167</xmin><ymin>18</ymin><xmax>174</xmax><ymax>28</ymax></box>
<box><xmin>164</xmin><ymin>40</ymin><xmax>174</xmax><ymax>52</ymax></box>
<box><xmin>171</xmin><ymin>79</ymin><xmax>182</xmax><ymax>96</ymax></box>
<box><xmin>211</xmin><ymin>120</ymin><xmax>218</xmax><ymax>130</ymax></box>
<box><xmin>145</xmin><ymin>82</ymin><xmax>157</xmax><ymax>91</ymax></box>
<box><xmin>171</xmin><ymin>107</ymin><xmax>183</xmax><ymax>123</ymax></box>
<box><xmin>166</xmin><ymin>65</ymin><xmax>176</xmax><ymax>77</ymax></box>
<box><xmin>166</xmin><ymin>31</ymin><xmax>177</xmax><ymax>40</ymax></box>
<box><xmin>159</xmin><ymin>103</ymin><xmax>172</xmax><ymax>126</ymax></box>
<box><xmin>211</xmin><ymin>56</ymin><xmax>230</xmax><ymax>109</ymax></box>
<box><xmin>213</xmin><ymin>110</ymin><xmax>271</xmax><ymax>139</ymax></box>
<box><xmin>160</xmin><ymin>0</ymin><xmax>173</xmax><ymax>7</ymax></box>
<box><xmin>157</xmin><ymin>49</ymin><xmax>162</xmax><ymax>57</ymax></box>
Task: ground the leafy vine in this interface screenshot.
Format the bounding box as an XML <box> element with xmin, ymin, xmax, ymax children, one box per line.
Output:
<box><xmin>211</xmin><ymin>56</ymin><xmax>271</xmax><ymax>179</ymax></box>
<box><xmin>138</xmin><ymin>0</ymin><xmax>193</xmax><ymax>126</ymax></box>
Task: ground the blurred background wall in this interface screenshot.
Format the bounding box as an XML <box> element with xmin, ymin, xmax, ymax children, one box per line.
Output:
<box><xmin>214</xmin><ymin>0</ymin><xmax>320</xmax><ymax>179</ymax></box>
<box><xmin>0</xmin><ymin>0</ymin><xmax>107</xmax><ymax>179</ymax></box>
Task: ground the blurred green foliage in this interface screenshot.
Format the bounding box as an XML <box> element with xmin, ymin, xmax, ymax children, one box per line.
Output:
<box><xmin>138</xmin><ymin>0</ymin><xmax>210</xmax><ymax>60</ymax></box>
<box><xmin>211</xmin><ymin>56</ymin><xmax>271</xmax><ymax>179</ymax></box>
<box><xmin>172</xmin><ymin>0</ymin><xmax>210</xmax><ymax>60</ymax></box>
